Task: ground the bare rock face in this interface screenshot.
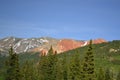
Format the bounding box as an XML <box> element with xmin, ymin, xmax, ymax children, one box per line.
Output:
<box><xmin>57</xmin><ymin>39</ymin><xmax>85</xmax><ymax>52</ymax></box>
<box><xmin>92</xmin><ymin>38</ymin><xmax>107</xmax><ymax>44</ymax></box>
<box><xmin>56</xmin><ymin>38</ymin><xmax>107</xmax><ymax>53</ymax></box>
<box><xmin>0</xmin><ymin>37</ymin><xmax>107</xmax><ymax>55</ymax></box>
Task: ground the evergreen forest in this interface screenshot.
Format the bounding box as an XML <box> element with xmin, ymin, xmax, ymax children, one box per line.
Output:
<box><xmin>0</xmin><ymin>40</ymin><xmax>120</xmax><ymax>80</ymax></box>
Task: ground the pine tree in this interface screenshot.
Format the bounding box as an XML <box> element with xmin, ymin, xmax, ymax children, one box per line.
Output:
<box><xmin>21</xmin><ymin>60</ymin><xmax>36</xmax><ymax>80</ymax></box>
<box><xmin>38</xmin><ymin>54</ymin><xmax>48</xmax><ymax>80</ymax></box>
<box><xmin>55</xmin><ymin>58</ymin><xmax>64</xmax><ymax>80</ymax></box>
<box><xmin>46</xmin><ymin>46</ymin><xmax>58</xmax><ymax>80</ymax></box>
<box><xmin>69</xmin><ymin>50</ymin><xmax>81</xmax><ymax>80</ymax></box>
<box><xmin>5</xmin><ymin>47</ymin><xmax>21</xmax><ymax>80</ymax></box>
<box><xmin>38</xmin><ymin>46</ymin><xmax>58</xmax><ymax>80</ymax></box>
<box><xmin>55</xmin><ymin>52</ymin><xmax>68</xmax><ymax>80</ymax></box>
<box><xmin>63</xmin><ymin>53</ymin><xmax>69</xmax><ymax>80</ymax></box>
<box><xmin>82</xmin><ymin>40</ymin><xmax>95</xmax><ymax>80</ymax></box>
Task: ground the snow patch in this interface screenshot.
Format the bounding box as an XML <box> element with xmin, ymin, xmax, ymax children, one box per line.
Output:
<box><xmin>32</xmin><ymin>39</ymin><xmax>35</xmax><ymax>40</ymax></box>
<box><xmin>40</xmin><ymin>39</ymin><xmax>49</xmax><ymax>43</ymax></box>
<box><xmin>4</xmin><ymin>38</ymin><xmax>9</xmax><ymax>41</ymax></box>
<box><xmin>23</xmin><ymin>41</ymin><xmax>29</xmax><ymax>44</ymax></box>
<box><xmin>9</xmin><ymin>44</ymin><xmax>12</xmax><ymax>46</ymax></box>
<box><xmin>37</xmin><ymin>40</ymin><xmax>41</xmax><ymax>42</ymax></box>
<box><xmin>84</xmin><ymin>41</ymin><xmax>88</xmax><ymax>46</ymax></box>
<box><xmin>59</xmin><ymin>40</ymin><xmax>62</xmax><ymax>42</ymax></box>
<box><xmin>82</xmin><ymin>41</ymin><xmax>88</xmax><ymax>46</ymax></box>
<box><xmin>23</xmin><ymin>39</ymin><xmax>27</xmax><ymax>41</ymax></box>
<box><xmin>13</xmin><ymin>38</ymin><xmax>15</xmax><ymax>41</ymax></box>
<box><xmin>13</xmin><ymin>41</ymin><xmax>21</xmax><ymax>49</ymax></box>
<box><xmin>24</xmin><ymin>46</ymin><xmax>29</xmax><ymax>52</ymax></box>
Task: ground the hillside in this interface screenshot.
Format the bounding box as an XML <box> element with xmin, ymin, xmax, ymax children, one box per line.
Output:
<box><xmin>64</xmin><ymin>40</ymin><xmax>120</xmax><ymax>69</ymax></box>
<box><xmin>0</xmin><ymin>40</ymin><xmax>120</xmax><ymax>80</ymax></box>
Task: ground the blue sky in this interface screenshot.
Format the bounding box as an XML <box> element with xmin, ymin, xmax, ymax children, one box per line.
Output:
<box><xmin>0</xmin><ymin>0</ymin><xmax>120</xmax><ymax>41</ymax></box>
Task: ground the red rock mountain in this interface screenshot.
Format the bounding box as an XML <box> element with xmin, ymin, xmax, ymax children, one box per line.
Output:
<box><xmin>32</xmin><ymin>38</ymin><xmax>107</xmax><ymax>55</ymax></box>
<box><xmin>57</xmin><ymin>39</ymin><xmax>84</xmax><ymax>52</ymax></box>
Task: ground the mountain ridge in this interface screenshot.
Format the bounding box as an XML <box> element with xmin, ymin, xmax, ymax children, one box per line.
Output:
<box><xmin>0</xmin><ymin>36</ymin><xmax>107</xmax><ymax>55</ymax></box>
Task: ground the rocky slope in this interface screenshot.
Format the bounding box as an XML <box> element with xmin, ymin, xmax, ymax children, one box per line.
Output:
<box><xmin>0</xmin><ymin>37</ymin><xmax>107</xmax><ymax>55</ymax></box>
<box><xmin>0</xmin><ymin>37</ymin><xmax>59</xmax><ymax>55</ymax></box>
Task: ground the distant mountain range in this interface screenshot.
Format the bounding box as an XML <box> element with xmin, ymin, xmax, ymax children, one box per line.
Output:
<box><xmin>0</xmin><ymin>36</ymin><xmax>107</xmax><ymax>55</ymax></box>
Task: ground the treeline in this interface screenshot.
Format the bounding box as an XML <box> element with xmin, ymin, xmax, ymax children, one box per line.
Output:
<box><xmin>4</xmin><ymin>40</ymin><xmax>120</xmax><ymax>80</ymax></box>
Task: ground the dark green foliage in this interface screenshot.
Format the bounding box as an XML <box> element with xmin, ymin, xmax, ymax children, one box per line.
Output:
<box><xmin>38</xmin><ymin>55</ymin><xmax>48</xmax><ymax>80</ymax></box>
<box><xmin>5</xmin><ymin>47</ymin><xmax>21</xmax><ymax>80</ymax></box>
<box><xmin>20</xmin><ymin>60</ymin><xmax>39</xmax><ymax>80</ymax></box>
<box><xmin>62</xmin><ymin>53</ymin><xmax>69</xmax><ymax>80</ymax></box>
<box><xmin>105</xmin><ymin>68</ymin><xmax>113</xmax><ymax>80</ymax></box>
<box><xmin>45</xmin><ymin>46</ymin><xmax>58</xmax><ymax>80</ymax></box>
<box><xmin>69</xmin><ymin>50</ymin><xmax>81</xmax><ymax>80</ymax></box>
<box><xmin>97</xmin><ymin>67</ymin><xmax>105</xmax><ymax>80</ymax></box>
<box><xmin>38</xmin><ymin>46</ymin><xmax>58</xmax><ymax>80</ymax></box>
<box><xmin>116</xmin><ymin>68</ymin><xmax>120</xmax><ymax>80</ymax></box>
<box><xmin>82</xmin><ymin>40</ymin><xmax>95</xmax><ymax>80</ymax></box>
<box><xmin>0</xmin><ymin>55</ymin><xmax>6</xmax><ymax>80</ymax></box>
<box><xmin>55</xmin><ymin>57</ymin><xmax>65</xmax><ymax>80</ymax></box>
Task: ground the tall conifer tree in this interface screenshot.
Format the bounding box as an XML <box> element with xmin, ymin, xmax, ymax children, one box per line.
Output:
<box><xmin>82</xmin><ymin>40</ymin><xmax>95</xmax><ymax>80</ymax></box>
<box><xmin>21</xmin><ymin>60</ymin><xmax>38</xmax><ymax>80</ymax></box>
<box><xmin>38</xmin><ymin>46</ymin><xmax>58</xmax><ymax>80</ymax></box>
<box><xmin>6</xmin><ymin>47</ymin><xmax>21</xmax><ymax>80</ymax></box>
